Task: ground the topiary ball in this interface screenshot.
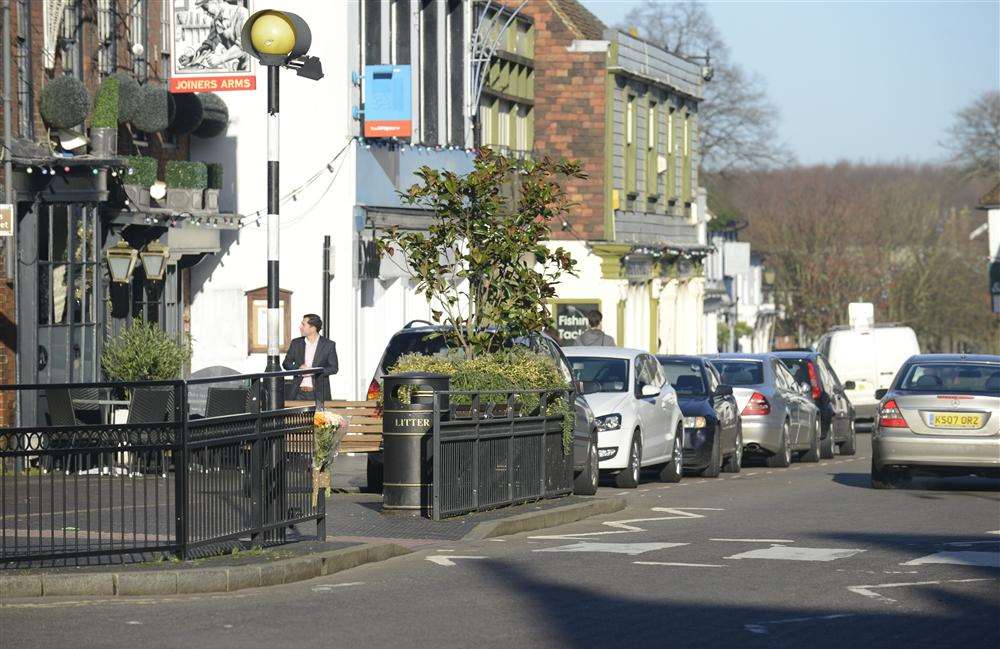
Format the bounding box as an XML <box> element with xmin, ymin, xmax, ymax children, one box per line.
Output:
<box><xmin>170</xmin><ymin>93</ymin><xmax>204</xmax><ymax>136</ymax></box>
<box><xmin>193</xmin><ymin>93</ymin><xmax>229</xmax><ymax>138</ymax></box>
<box><xmin>40</xmin><ymin>75</ymin><xmax>90</xmax><ymax>129</ymax></box>
<box><xmin>132</xmin><ymin>84</ymin><xmax>174</xmax><ymax>133</ymax></box>
<box><xmin>110</xmin><ymin>72</ymin><xmax>140</xmax><ymax>124</ymax></box>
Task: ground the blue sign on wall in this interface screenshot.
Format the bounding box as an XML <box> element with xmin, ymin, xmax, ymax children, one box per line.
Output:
<box><xmin>364</xmin><ymin>65</ymin><xmax>412</xmax><ymax>138</ymax></box>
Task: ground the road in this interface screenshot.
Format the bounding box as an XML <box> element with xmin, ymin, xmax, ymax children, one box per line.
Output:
<box><xmin>2</xmin><ymin>435</ymin><xmax>998</xmax><ymax>649</ymax></box>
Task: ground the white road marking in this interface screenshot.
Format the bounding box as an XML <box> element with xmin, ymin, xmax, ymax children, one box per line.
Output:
<box><xmin>635</xmin><ymin>561</ymin><xmax>727</xmax><ymax>568</ymax></box>
<box><xmin>901</xmin><ymin>551</ymin><xmax>1000</xmax><ymax>569</ymax></box>
<box><xmin>426</xmin><ymin>555</ymin><xmax>486</xmax><ymax>567</ymax></box>
<box><xmin>125</xmin><ymin>621</ymin><xmax>143</xmax><ymax>626</ymax></box>
<box><xmin>745</xmin><ymin>614</ymin><xmax>854</xmax><ymax>635</ymax></box>
<box><xmin>534</xmin><ymin>541</ymin><xmax>686</xmax><ymax>555</ymax></box>
<box><xmin>711</xmin><ymin>538</ymin><xmax>796</xmax><ymax>543</ymax></box>
<box><xmin>848</xmin><ymin>578</ymin><xmax>994</xmax><ymax>604</ymax></box>
<box><xmin>487</xmin><ymin>539</ymin><xmax>507</xmax><ymax>542</ymax></box>
<box><xmin>726</xmin><ymin>545</ymin><xmax>865</xmax><ymax>562</ymax></box>
<box><xmin>311</xmin><ymin>582</ymin><xmax>365</xmax><ymax>592</ymax></box>
<box><xmin>744</xmin><ymin>472</ymin><xmax>758</xmax><ymax>476</ymax></box>
<box><xmin>529</xmin><ymin>507</ymin><xmax>724</xmax><ymax>540</ymax></box>
<box><xmin>988</xmin><ymin>530</ymin><xmax>1000</xmax><ymax>535</ymax></box>
<box><xmin>945</xmin><ymin>540</ymin><xmax>1000</xmax><ymax>547</ymax></box>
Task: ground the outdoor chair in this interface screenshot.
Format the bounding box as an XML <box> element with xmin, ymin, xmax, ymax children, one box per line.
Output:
<box><xmin>42</xmin><ymin>388</ymin><xmax>79</xmax><ymax>472</ymax></box>
<box><xmin>125</xmin><ymin>388</ymin><xmax>174</xmax><ymax>476</ymax></box>
<box><xmin>205</xmin><ymin>387</ymin><xmax>251</xmax><ymax>417</ymax></box>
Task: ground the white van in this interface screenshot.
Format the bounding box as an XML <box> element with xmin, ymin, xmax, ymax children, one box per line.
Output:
<box><xmin>816</xmin><ymin>324</ymin><xmax>920</xmax><ymax>427</ymax></box>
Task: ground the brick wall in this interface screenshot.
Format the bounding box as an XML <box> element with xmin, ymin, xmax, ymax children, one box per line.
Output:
<box><xmin>522</xmin><ymin>3</ymin><xmax>609</xmax><ymax>242</ymax></box>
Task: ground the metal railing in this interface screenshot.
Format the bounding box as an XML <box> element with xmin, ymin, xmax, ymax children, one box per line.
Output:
<box><xmin>0</xmin><ymin>370</ymin><xmax>326</xmax><ymax>566</ymax></box>
<box><xmin>431</xmin><ymin>389</ymin><xmax>573</xmax><ymax>520</ymax></box>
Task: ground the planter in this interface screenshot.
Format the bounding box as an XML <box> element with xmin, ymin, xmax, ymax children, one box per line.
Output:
<box><xmin>90</xmin><ymin>126</ymin><xmax>118</xmax><ymax>157</ymax></box>
<box><xmin>122</xmin><ymin>184</ymin><xmax>150</xmax><ymax>208</ymax></box>
<box><xmin>166</xmin><ymin>187</ymin><xmax>204</xmax><ymax>211</ymax></box>
<box><xmin>203</xmin><ymin>188</ymin><xmax>220</xmax><ymax>211</ymax></box>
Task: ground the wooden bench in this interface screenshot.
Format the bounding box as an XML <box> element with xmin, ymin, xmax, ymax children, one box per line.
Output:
<box><xmin>286</xmin><ymin>399</ymin><xmax>383</xmax><ymax>454</ymax></box>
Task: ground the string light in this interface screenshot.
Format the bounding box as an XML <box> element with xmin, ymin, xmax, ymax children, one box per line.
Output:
<box><xmin>26</xmin><ymin>166</ymin><xmax>33</xmax><ymax>174</ymax></box>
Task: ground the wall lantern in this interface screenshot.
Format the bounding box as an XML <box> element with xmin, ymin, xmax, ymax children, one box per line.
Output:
<box><xmin>140</xmin><ymin>242</ymin><xmax>170</xmax><ymax>281</ymax></box>
<box><xmin>106</xmin><ymin>241</ymin><xmax>138</xmax><ymax>283</ymax></box>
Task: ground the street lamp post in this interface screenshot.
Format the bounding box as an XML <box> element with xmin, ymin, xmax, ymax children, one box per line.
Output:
<box><xmin>241</xmin><ymin>10</ymin><xmax>322</xmax><ymax>408</ymax></box>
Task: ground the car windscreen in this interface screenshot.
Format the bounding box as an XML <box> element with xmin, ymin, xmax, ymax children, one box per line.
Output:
<box><xmin>712</xmin><ymin>361</ymin><xmax>765</xmax><ymax>386</ymax></box>
<box><xmin>568</xmin><ymin>357</ymin><xmax>629</xmax><ymax>393</ymax></box>
<box><xmin>380</xmin><ymin>332</ymin><xmax>456</xmax><ymax>373</ymax></box>
<box><xmin>898</xmin><ymin>362</ymin><xmax>1000</xmax><ymax>395</ymax></box>
<box><xmin>659</xmin><ymin>361</ymin><xmax>707</xmax><ymax>396</ymax></box>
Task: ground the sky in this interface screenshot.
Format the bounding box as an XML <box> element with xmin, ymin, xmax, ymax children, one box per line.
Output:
<box><xmin>583</xmin><ymin>0</ymin><xmax>1000</xmax><ymax>165</ymax></box>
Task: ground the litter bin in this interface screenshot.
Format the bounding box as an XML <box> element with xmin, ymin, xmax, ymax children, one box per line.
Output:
<box><xmin>381</xmin><ymin>372</ymin><xmax>450</xmax><ymax>515</ymax></box>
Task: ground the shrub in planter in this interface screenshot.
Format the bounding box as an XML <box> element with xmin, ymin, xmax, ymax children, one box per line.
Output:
<box><xmin>193</xmin><ymin>93</ymin><xmax>229</xmax><ymax>138</ymax></box>
<box><xmin>90</xmin><ymin>76</ymin><xmax>119</xmax><ymax>156</ymax></box>
<box><xmin>165</xmin><ymin>160</ymin><xmax>208</xmax><ymax>210</ymax></box>
<box><xmin>132</xmin><ymin>84</ymin><xmax>174</xmax><ymax>133</ymax></box>
<box><xmin>101</xmin><ymin>319</ymin><xmax>191</xmax><ymax>384</ymax></box>
<box><xmin>204</xmin><ymin>162</ymin><xmax>223</xmax><ymax>211</ymax></box>
<box><xmin>40</xmin><ymin>75</ymin><xmax>90</xmax><ymax>129</ymax></box>
<box><xmin>110</xmin><ymin>72</ymin><xmax>141</xmax><ymax>124</ymax></box>
<box><xmin>123</xmin><ymin>155</ymin><xmax>158</xmax><ymax>206</ymax></box>
<box><xmin>170</xmin><ymin>93</ymin><xmax>204</xmax><ymax>136</ymax></box>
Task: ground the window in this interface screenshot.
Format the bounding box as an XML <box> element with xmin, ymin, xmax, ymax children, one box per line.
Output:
<box><xmin>661</xmin><ymin>361</ymin><xmax>707</xmax><ymax>396</ymax></box>
<box><xmin>497</xmin><ymin>100</ymin><xmax>511</xmax><ymax>147</ymax></box>
<box><xmin>625</xmin><ymin>94</ymin><xmax>636</xmax><ymax>193</ymax></box>
<box><xmin>515</xmin><ymin>105</ymin><xmax>529</xmax><ymax>152</ymax></box>
<box><xmin>683</xmin><ymin>112</ymin><xmax>690</xmax><ymax>156</ymax></box>
<box><xmin>420</xmin><ymin>0</ymin><xmax>439</xmax><ymax>144</ymax></box>
<box><xmin>712</xmin><ymin>361</ymin><xmax>764</xmax><ymax>386</ymax></box>
<box><xmin>97</xmin><ymin>0</ymin><xmax>115</xmax><ymax>76</ymax></box>
<box><xmin>899</xmin><ymin>363</ymin><xmax>999</xmax><ymax>395</ymax></box>
<box><xmin>394</xmin><ymin>0</ymin><xmax>411</xmax><ymax>64</ymax></box>
<box><xmin>15</xmin><ymin>0</ymin><xmax>33</xmax><ymax>138</ymax></box>
<box><xmin>666</xmin><ymin>106</ymin><xmax>675</xmax><ymax>199</ymax></box>
<box><xmin>131</xmin><ymin>0</ymin><xmax>149</xmax><ymax>81</ymax></box>
<box><xmin>818</xmin><ymin>357</ymin><xmax>841</xmax><ymax>390</ymax></box>
<box><xmin>60</xmin><ymin>0</ymin><xmax>84</xmax><ymax>80</ymax></box>
<box><xmin>569</xmin><ymin>357</ymin><xmax>629</xmax><ymax>393</ymax></box>
<box><xmin>646</xmin><ymin>101</ymin><xmax>657</xmax><ymax>196</ymax></box>
<box><xmin>447</xmin><ymin>0</ymin><xmax>464</xmax><ymax>145</ymax></box>
<box><xmin>364</xmin><ymin>0</ymin><xmax>382</xmax><ymax>66</ymax></box>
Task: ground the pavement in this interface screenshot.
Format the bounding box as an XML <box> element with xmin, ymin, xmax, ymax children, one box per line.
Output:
<box><xmin>1</xmin><ymin>434</ymin><xmax>998</xmax><ymax>649</ymax></box>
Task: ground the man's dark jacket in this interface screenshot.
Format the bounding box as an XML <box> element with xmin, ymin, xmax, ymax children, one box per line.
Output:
<box><xmin>281</xmin><ymin>336</ymin><xmax>338</xmax><ymax>401</ymax></box>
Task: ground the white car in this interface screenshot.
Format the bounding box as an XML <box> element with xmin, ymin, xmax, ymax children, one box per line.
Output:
<box><xmin>565</xmin><ymin>347</ymin><xmax>685</xmax><ymax>488</ymax></box>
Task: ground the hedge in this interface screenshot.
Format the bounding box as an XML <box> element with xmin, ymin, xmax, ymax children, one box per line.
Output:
<box><xmin>193</xmin><ymin>93</ymin><xmax>229</xmax><ymax>138</ymax></box>
<box><xmin>125</xmin><ymin>155</ymin><xmax>158</xmax><ymax>188</ymax></box>
<box><xmin>133</xmin><ymin>84</ymin><xmax>174</xmax><ymax>133</ymax></box>
<box><xmin>206</xmin><ymin>162</ymin><xmax>224</xmax><ymax>190</ymax></box>
<box><xmin>110</xmin><ymin>72</ymin><xmax>141</xmax><ymax>123</ymax></box>
<box><xmin>170</xmin><ymin>93</ymin><xmax>204</xmax><ymax>136</ymax></box>
<box><xmin>92</xmin><ymin>76</ymin><xmax>119</xmax><ymax>128</ymax></box>
<box><xmin>40</xmin><ymin>75</ymin><xmax>90</xmax><ymax>129</ymax></box>
<box><xmin>165</xmin><ymin>160</ymin><xmax>208</xmax><ymax>189</ymax></box>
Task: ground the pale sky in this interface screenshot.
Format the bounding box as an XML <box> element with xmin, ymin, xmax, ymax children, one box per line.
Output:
<box><xmin>584</xmin><ymin>0</ymin><xmax>1000</xmax><ymax>165</ymax></box>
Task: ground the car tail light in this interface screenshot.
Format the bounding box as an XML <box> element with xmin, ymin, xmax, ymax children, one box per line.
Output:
<box><xmin>807</xmin><ymin>361</ymin><xmax>821</xmax><ymax>401</ymax></box>
<box><xmin>742</xmin><ymin>392</ymin><xmax>771</xmax><ymax>416</ymax></box>
<box><xmin>878</xmin><ymin>399</ymin><xmax>907</xmax><ymax>428</ymax></box>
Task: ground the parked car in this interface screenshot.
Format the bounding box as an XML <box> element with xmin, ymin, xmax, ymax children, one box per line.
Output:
<box><xmin>565</xmin><ymin>347</ymin><xmax>684</xmax><ymax>488</ymax></box>
<box><xmin>774</xmin><ymin>350</ymin><xmax>857</xmax><ymax>458</ymax></box>
<box><xmin>871</xmin><ymin>354</ymin><xmax>1000</xmax><ymax>489</ymax></box>
<box><xmin>657</xmin><ymin>355</ymin><xmax>742</xmax><ymax>476</ymax></box>
<box><xmin>816</xmin><ymin>324</ymin><xmax>920</xmax><ymax>428</ymax></box>
<box><xmin>705</xmin><ymin>353</ymin><xmax>821</xmax><ymax>468</ymax></box>
<box><xmin>366</xmin><ymin>322</ymin><xmax>599</xmax><ymax>496</ymax></box>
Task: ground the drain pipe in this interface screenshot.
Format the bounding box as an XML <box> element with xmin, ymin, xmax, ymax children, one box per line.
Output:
<box><xmin>2</xmin><ymin>0</ymin><xmax>20</xmax><ymax>427</ymax></box>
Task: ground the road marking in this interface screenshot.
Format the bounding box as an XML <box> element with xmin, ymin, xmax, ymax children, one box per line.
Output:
<box><xmin>534</xmin><ymin>541</ymin><xmax>686</xmax><ymax>555</ymax></box>
<box><xmin>745</xmin><ymin>614</ymin><xmax>855</xmax><ymax>635</ymax></box>
<box><xmin>901</xmin><ymin>551</ymin><xmax>1000</xmax><ymax>569</ymax></box>
<box><xmin>765</xmin><ymin>470</ymin><xmax>774</xmax><ymax>474</ymax></box>
<box><xmin>487</xmin><ymin>539</ymin><xmax>507</xmax><ymax>542</ymax></box>
<box><xmin>945</xmin><ymin>540</ymin><xmax>1000</xmax><ymax>547</ymax></box>
<box><xmin>125</xmin><ymin>621</ymin><xmax>143</xmax><ymax>626</ymax></box>
<box><xmin>426</xmin><ymin>555</ymin><xmax>486</xmax><ymax>567</ymax></box>
<box><xmin>744</xmin><ymin>472</ymin><xmax>758</xmax><ymax>476</ymax></box>
<box><xmin>726</xmin><ymin>545</ymin><xmax>865</xmax><ymax>562</ymax></box>
<box><xmin>635</xmin><ymin>561</ymin><xmax>727</xmax><ymax>568</ymax></box>
<box><xmin>847</xmin><ymin>578</ymin><xmax>994</xmax><ymax>604</ymax></box>
<box><xmin>988</xmin><ymin>530</ymin><xmax>1000</xmax><ymax>535</ymax></box>
<box><xmin>711</xmin><ymin>538</ymin><xmax>796</xmax><ymax>543</ymax></box>
<box><xmin>311</xmin><ymin>582</ymin><xmax>365</xmax><ymax>592</ymax></box>
<box><xmin>529</xmin><ymin>507</ymin><xmax>724</xmax><ymax>540</ymax></box>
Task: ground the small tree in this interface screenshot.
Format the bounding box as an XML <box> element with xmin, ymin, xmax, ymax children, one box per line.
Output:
<box><xmin>378</xmin><ymin>149</ymin><xmax>585</xmax><ymax>359</ymax></box>
<box><xmin>101</xmin><ymin>320</ymin><xmax>191</xmax><ymax>383</ymax></box>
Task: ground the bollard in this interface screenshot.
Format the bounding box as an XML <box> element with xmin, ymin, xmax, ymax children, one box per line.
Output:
<box><xmin>381</xmin><ymin>372</ymin><xmax>450</xmax><ymax>515</ymax></box>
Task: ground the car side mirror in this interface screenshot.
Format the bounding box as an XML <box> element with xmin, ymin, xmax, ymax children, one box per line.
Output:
<box><xmin>843</xmin><ymin>380</ymin><xmax>856</xmax><ymax>391</ymax></box>
<box><xmin>715</xmin><ymin>384</ymin><xmax>733</xmax><ymax>397</ymax></box>
<box><xmin>875</xmin><ymin>388</ymin><xmax>888</xmax><ymax>400</ymax></box>
<box><xmin>574</xmin><ymin>380</ymin><xmax>585</xmax><ymax>395</ymax></box>
<box><xmin>640</xmin><ymin>384</ymin><xmax>660</xmax><ymax>398</ymax></box>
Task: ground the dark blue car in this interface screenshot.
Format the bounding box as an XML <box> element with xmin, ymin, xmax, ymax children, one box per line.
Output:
<box><xmin>657</xmin><ymin>355</ymin><xmax>743</xmax><ymax>476</ymax></box>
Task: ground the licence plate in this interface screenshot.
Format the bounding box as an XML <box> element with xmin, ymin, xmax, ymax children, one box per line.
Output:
<box><xmin>926</xmin><ymin>412</ymin><xmax>984</xmax><ymax>429</ymax></box>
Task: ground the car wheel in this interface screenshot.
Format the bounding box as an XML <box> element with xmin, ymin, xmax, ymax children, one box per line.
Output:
<box><xmin>802</xmin><ymin>418</ymin><xmax>821</xmax><ymax>463</ymax></box>
<box><xmin>840</xmin><ymin>421</ymin><xmax>857</xmax><ymax>456</ymax></box>
<box><xmin>723</xmin><ymin>423</ymin><xmax>743</xmax><ymax>473</ymax></box>
<box><xmin>871</xmin><ymin>455</ymin><xmax>910</xmax><ymax>490</ymax></box>
<box><xmin>615</xmin><ymin>433</ymin><xmax>642</xmax><ymax>489</ymax></box>
<box><xmin>766</xmin><ymin>421</ymin><xmax>792</xmax><ymax>468</ymax></box>
<box><xmin>366</xmin><ymin>454</ymin><xmax>384</xmax><ymax>494</ymax></box>
<box><xmin>820</xmin><ymin>422</ymin><xmax>836</xmax><ymax>459</ymax></box>
<box><xmin>574</xmin><ymin>435</ymin><xmax>599</xmax><ymax>496</ymax></box>
<box><xmin>699</xmin><ymin>428</ymin><xmax>722</xmax><ymax>478</ymax></box>
<box><xmin>659</xmin><ymin>426</ymin><xmax>683</xmax><ymax>483</ymax></box>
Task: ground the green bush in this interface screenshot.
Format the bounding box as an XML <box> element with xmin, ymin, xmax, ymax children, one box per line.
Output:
<box><xmin>193</xmin><ymin>93</ymin><xmax>229</xmax><ymax>138</ymax></box>
<box><xmin>91</xmin><ymin>76</ymin><xmax>119</xmax><ymax>128</ymax></box>
<box><xmin>165</xmin><ymin>161</ymin><xmax>208</xmax><ymax>189</ymax></box>
<box><xmin>110</xmin><ymin>72</ymin><xmax>141</xmax><ymax>123</ymax></box>
<box><xmin>133</xmin><ymin>84</ymin><xmax>174</xmax><ymax>133</ymax></box>
<box><xmin>389</xmin><ymin>349</ymin><xmax>575</xmax><ymax>453</ymax></box>
<box><xmin>40</xmin><ymin>75</ymin><xmax>90</xmax><ymax>128</ymax></box>
<box><xmin>101</xmin><ymin>320</ymin><xmax>191</xmax><ymax>383</ymax></box>
<box><xmin>206</xmin><ymin>162</ymin><xmax>224</xmax><ymax>189</ymax></box>
<box><xmin>170</xmin><ymin>93</ymin><xmax>204</xmax><ymax>135</ymax></box>
<box><xmin>125</xmin><ymin>155</ymin><xmax>158</xmax><ymax>187</ymax></box>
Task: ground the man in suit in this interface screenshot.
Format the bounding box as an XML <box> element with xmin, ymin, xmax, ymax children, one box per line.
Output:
<box><xmin>282</xmin><ymin>314</ymin><xmax>339</xmax><ymax>401</ymax></box>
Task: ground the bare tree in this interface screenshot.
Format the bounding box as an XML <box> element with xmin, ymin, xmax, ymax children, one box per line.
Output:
<box><xmin>944</xmin><ymin>90</ymin><xmax>1000</xmax><ymax>179</ymax></box>
<box><xmin>620</xmin><ymin>0</ymin><xmax>793</xmax><ymax>172</ymax></box>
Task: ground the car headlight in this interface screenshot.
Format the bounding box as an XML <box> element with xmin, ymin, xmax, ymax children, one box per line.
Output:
<box><xmin>596</xmin><ymin>414</ymin><xmax>622</xmax><ymax>431</ymax></box>
<box><xmin>683</xmin><ymin>416</ymin><xmax>707</xmax><ymax>429</ymax></box>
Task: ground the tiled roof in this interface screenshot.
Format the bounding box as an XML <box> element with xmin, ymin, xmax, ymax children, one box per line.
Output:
<box><xmin>980</xmin><ymin>181</ymin><xmax>1000</xmax><ymax>208</ymax></box>
<box><xmin>547</xmin><ymin>0</ymin><xmax>606</xmax><ymax>40</ymax></box>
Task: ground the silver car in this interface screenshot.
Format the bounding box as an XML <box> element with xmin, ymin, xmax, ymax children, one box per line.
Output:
<box><xmin>707</xmin><ymin>354</ymin><xmax>821</xmax><ymax>467</ymax></box>
<box><xmin>871</xmin><ymin>354</ymin><xmax>1000</xmax><ymax>488</ymax></box>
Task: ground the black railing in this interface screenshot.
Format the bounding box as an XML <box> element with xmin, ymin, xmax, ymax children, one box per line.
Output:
<box><xmin>431</xmin><ymin>389</ymin><xmax>573</xmax><ymax>520</ymax></box>
<box><xmin>0</xmin><ymin>371</ymin><xmax>325</xmax><ymax>566</ymax></box>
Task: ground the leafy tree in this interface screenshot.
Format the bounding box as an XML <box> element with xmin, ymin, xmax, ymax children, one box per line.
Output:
<box><xmin>378</xmin><ymin>149</ymin><xmax>584</xmax><ymax>359</ymax></box>
<box><xmin>943</xmin><ymin>90</ymin><xmax>1000</xmax><ymax>179</ymax></box>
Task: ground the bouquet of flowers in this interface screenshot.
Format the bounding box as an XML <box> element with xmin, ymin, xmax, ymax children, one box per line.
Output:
<box><xmin>312</xmin><ymin>410</ymin><xmax>344</xmax><ymax>505</ymax></box>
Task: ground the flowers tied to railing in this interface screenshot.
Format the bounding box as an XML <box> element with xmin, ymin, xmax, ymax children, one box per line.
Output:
<box><xmin>312</xmin><ymin>410</ymin><xmax>345</xmax><ymax>506</ymax></box>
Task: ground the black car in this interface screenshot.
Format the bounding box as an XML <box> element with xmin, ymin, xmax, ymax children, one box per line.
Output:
<box><xmin>366</xmin><ymin>322</ymin><xmax>599</xmax><ymax>495</ymax></box>
<box><xmin>773</xmin><ymin>350</ymin><xmax>857</xmax><ymax>458</ymax></box>
<box><xmin>657</xmin><ymin>355</ymin><xmax>742</xmax><ymax>477</ymax></box>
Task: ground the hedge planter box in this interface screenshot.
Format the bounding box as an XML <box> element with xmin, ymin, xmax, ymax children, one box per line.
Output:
<box><xmin>203</xmin><ymin>188</ymin><xmax>220</xmax><ymax>211</ymax></box>
<box><xmin>123</xmin><ymin>184</ymin><xmax>151</xmax><ymax>208</ymax></box>
<box><xmin>90</xmin><ymin>127</ymin><xmax>118</xmax><ymax>157</ymax></box>
<box><xmin>166</xmin><ymin>187</ymin><xmax>204</xmax><ymax>211</ymax></box>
